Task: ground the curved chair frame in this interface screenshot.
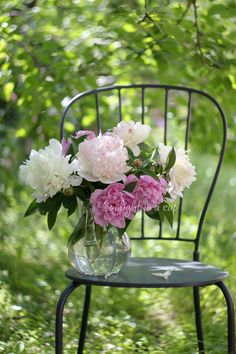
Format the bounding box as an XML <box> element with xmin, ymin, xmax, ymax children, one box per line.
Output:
<box><xmin>55</xmin><ymin>84</ymin><xmax>235</xmax><ymax>354</ymax></box>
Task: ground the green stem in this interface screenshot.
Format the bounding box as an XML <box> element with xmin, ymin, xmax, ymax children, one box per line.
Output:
<box><xmin>84</xmin><ymin>208</ymin><xmax>101</xmax><ymax>260</ymax></box>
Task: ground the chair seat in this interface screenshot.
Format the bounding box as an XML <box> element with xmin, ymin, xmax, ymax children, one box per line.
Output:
<box><xmin>65</xmin><ymin>257</ymin><xmax>228</xmax><ymax>288</ymax></box>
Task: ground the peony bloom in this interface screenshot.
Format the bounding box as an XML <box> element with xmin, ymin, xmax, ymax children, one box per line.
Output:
<box><xmin>158</xmin><ymin>143</ymin><xmax>196</xmax><ymax>200</ymax></box>
<box><xmin>132</xmin><ymin>175</ymin><xmax>167</xmax><ymax>211</ymax></box>
<box><xmin>75</xmin><ymin>134</ymin><xmax>130</xmax><ymax>184</ymax></box>
<box><xmin>61</xmin><ymin>130</ymin><xmax>96</xmax><ymax>156</ymax></box>
<box><xmin>19</xmin><ymin>139</ymin><xmax>82</xmax><ymax>203</ymax></box>
<box><xmin>90</xmin><ymin>183</ymin><xmax>136</xmax><ymax>228</ymax></box>
<box><xmin>112</xmin><ymin>120</ymin><xmax>151</xmax><ymax>156</ymax></box>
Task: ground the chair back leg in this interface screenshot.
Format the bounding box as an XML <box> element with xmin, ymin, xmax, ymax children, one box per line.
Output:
<box><xmin>77</xmin><ymin>285</ymin><xmax>92</xmax><ymax>354</ymax></box>
<box><xmin>55</xmin><ymin>282</ymin><xmax>80</xmax><ymax>354</ymax></box>
<box><xmin>216</xmin><ymin>282</ymin><xmax>235</xmax><ymax>354</ymax></box>
<box><xmin>193</xmin><ymin>287</ymin><xmax>205</xmax><ymax>353</ymax></box>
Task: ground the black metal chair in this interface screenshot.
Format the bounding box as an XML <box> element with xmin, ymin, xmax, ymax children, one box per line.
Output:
<box><xmin>55</xmin><ymin>84</ymin><xmax>235</xmax><ymax>354</ymax></box>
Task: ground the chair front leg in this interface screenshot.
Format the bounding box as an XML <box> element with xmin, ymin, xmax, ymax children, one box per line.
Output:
<box><xmin>216</xmin><ymin>281</ymin><xmax>235</xmax><ymax>354</ymax></box>
<box><xmin>193</xmin><ymin>286</ymin><xmax>205</xmax><ymax>354</ymax></box>
<box><xmin>77</xmin><ymin>285</ymin><xmax>92</xmax><ymax>354</ymax></box>
<box><xmin>55</xmin><ymin>281</ymin><xmax>81</xmax><ymax>354</ymax></box>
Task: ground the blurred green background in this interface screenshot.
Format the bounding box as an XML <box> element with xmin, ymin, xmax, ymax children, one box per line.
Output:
<box><xmin>0</xmin><ymin>1</ymin><xmax>236</xmax><ymax>353</ymax></box>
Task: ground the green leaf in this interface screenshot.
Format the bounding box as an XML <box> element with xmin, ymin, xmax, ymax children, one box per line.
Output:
<box><xmin>73</xmin><ymin>186</ymin><xmax>89</xmax><ymax>204</ymax></box>
<box><xmin>158</xmin><ymin>164</ymin><xmax>163</xmax><ymax>175</ymax></box>
<box><xmin>47</xmin><ymin>210</ymin><xmax>58</xmax><ymax>230</ymax></box>
<box><xmin>139</xmin><ymin>143</ymin><xmax>153</xmax><ymax>161</ymax></box>
<box><xmin>47</xmin><ymin>197</ymin><xmax>62</xmax><ymax>230</ymax></box>
<box><xmin>86</xmin><ymin>181</ymin><xmax>96</xmax><ymax>192</ymax></box>
<box><xmin>117</xmin><ymin>219</ymin><xmax>131</xmax><ymax>237</ymax></box>
<box><xmin>139</xmin><ymin>142</ymin><xmax>152</xmax><ymax>153</ymax></box>
<box><xmin>71</xmin><ymin>135</ymin><xmax>87</xmax><ymax>153</ymax></box>
<box><xmin>165</xmin><ymin>192</ymin><xmax>172</xmax><ymax>199</ymax></box>
<box><xmin>68</xmin><ymin>212</ymin><xmax>87</xmax><ymax>246</ymax></box>
<box><xmin>24</xmin><ymin>199</ymin><xmax>38</xmax><ymax>217</ymax></box>
<box><xmin>159</xmin><ymin>206</ymin><xmax>165</xmax><ymax>222</ymax></box>
<box><xmin>151</xmin><ymin>148</ymin><xmax>160</xmax><ymax>162</ymax></box>
<box><xmin>145</xmin><ymin>209</ymin><xmax>162</xmax><ymax>221</ymax></box>
<box><xmin>71</xmin><ymin>135</ymin><xmax>87</xmax><ymax>154</ymax></box>
<box><xmin>165</xmin><ymin>147</ymin><xmax>176</xmax><ymax>171</ymax></box>
<box><xmin>37</xmin><ymin>203</ymin><xmax>48</xmax><ymax>215</ymax></box>
<box><xmin>124</xmin><ymin>181</ymin><xmax>137</xmax><ymax>193</ymax></box>
<box><xmin>38</xmin><ymin>193</ymin><xmax>62</xmax><ymax>215</ymax></box>
<box><xmin>141</xmin><ymin>159</ymin><xmax>151</xmax><ymax>168</ymax></box>
<box><xmin>160</xmin><ymin>202</ymin><xmax>174</xmax><ymax>228</ymax></box>
<box><xmin>126</xmin><ymin>147</ymin><xmax>135</xmax><ymax>160</ymax></box>
<box><xmin>208</xmin><ymin>4</ymin><xmax>236</xmax><ymax>18</ymax></box>
<box><xmin>139</xmin><ymin>168</ymin><xmax>159</xmax><ymax>179</ymax></box>
<box><xmin>63</xmin><ymin>195</ymin><xmax>78</xmax><ymax>216</ymax></box>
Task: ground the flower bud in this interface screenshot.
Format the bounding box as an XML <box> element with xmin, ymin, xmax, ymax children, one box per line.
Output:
<box><xmin>63</xmin><ymin>187</ymin><xmax>74</xmax><ymax>196</ymax></box>
<box><xmin>134</xmin><ymin>158</ymin><xmax>142</xmax><ymax>168</ymax></box>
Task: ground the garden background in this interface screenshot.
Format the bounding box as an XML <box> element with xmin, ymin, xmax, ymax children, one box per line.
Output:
<box><xmin>0</xmin><ymin>1</ymin><xmax>236</xmax><ymax>353</ymax></box>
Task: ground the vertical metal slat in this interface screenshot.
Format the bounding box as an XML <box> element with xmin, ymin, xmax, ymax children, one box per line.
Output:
<box><xmin>118</xmin><ymin>89</ymin><xmax>122</xmax><ymax>122</ymax></box>
<box><xmin>141</xmin><ymin>88</ymin><xmax>145</xmax><ymax>238</ymax></box>
<box><xmin>176</xmin><ymin>92</ymin><xmax>192</xmax><ymax>239</ymax></box>
<box><xmin>159</xmin><ymin>89</ymin><xmax>169</xmax><ymax>239</ymax></box>
<box><xmin>185</xmin><ymin>92</ymin><xmax>192</xmax><ymax>150</ymax></box>
<box><xmin>95</xmin><ymin>93</ymin><xmax>101</xmax><ymax>133</ymax></box>
<box><xmin>164</xmin><ymin>89</ymin><xmax>169</xmax><ymax>145</ymax></box>
<box><xmin>141</xmin><ymin>87</ymin><xmax>145</xmax><ymax>124</ymax></box>
<box><xmin>158</xmin><ymin>220</ymin><xmax>163</xmax><ymax>239</ymax></box>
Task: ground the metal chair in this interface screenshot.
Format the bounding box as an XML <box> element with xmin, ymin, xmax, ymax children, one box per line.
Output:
<box><xmin>55</xmin><ymin>84</ymin><xmax>235</xmax><ymax>354</ymax></box>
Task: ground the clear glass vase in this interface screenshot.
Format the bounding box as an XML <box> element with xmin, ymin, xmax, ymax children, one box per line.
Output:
<box><xmin>68</xmin><ymin>205</ymin><xmax>131</xmax><ymax>277</ymax></box>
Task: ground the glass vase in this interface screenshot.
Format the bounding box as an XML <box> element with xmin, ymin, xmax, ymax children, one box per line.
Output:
<box><xmin>68</xmin><ymin>205</ymin><xmax>131</xmax><ymax>277</ymax></box>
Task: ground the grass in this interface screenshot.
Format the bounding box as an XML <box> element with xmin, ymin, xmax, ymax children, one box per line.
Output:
<box><xmin>0</xmin><ymin>153</ymin><xmax>235</xmax><ymax>353</ymax></box>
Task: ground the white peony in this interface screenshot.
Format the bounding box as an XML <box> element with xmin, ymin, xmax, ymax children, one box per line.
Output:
<box><xmin>75</xmin><ymin>134</ymin><xmax>130</xmax><ymax>184</ymax></box>
<box><xmin>112</xmin><ymin>120</ymin><xmax>151</xmax><ymax>156</ymax></box>
<box><xmin>158</xmin><ymin>143</ymin><xmax>196</xmax><ymax>200</ymax></box>
<box><xmin>19</xmin><ymin>139</ymin><xmax>82</xmax><ymax>202</ymax></box>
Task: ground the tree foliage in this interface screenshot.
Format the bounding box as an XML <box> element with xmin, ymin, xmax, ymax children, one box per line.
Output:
<box><xmin>0</xmin><ymin>2</ymin><xmax>236</xmax><ymax>352</ymax></box>
<box><xmin>0</xmin><ymin>0</ymin><xmax>235</xmax><ymax>208</ymax></box>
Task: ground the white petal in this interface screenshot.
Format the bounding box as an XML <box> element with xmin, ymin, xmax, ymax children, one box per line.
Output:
<box><xmin>76</xmin><ymin>169</ymin><xmax>99</xmax><ymax>182</ymax></box>
<box><xmin>99</xmin><ymin>173</ymin><xmax>127</xmax><ymax>184</ymax></box>
<box><xmin>19</xmin><ymin>138</ymin><xmax>79</xmax><ymax>200</ymax></box>
<box><xmin>48</xmin><ymin>138</ymin><xmax>62</xmax><ymax>153</ymax></box>
<box><xmin>130</xmin><ymin>145</ymin><xmax>140</xmax><ymax>157</ymax></box>
<box><xmin>69</xmin><ymin>175</ymin><xmax>83</xmax><ymax>186</ymax></box>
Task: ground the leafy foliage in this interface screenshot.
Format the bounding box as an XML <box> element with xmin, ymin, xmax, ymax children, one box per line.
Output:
<box><xmin>1</xmin><ymin>0</ymin><xmax>235</xmax><ymax>207</ymax></box>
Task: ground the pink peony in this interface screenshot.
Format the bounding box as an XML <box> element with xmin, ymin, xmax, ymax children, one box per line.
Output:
<box><xmin>132</xmin><ymin>175</ymin><xmax>167</xmax><ymax>211</ymax></box>
<box><xmin>76</xmin><ymin>134</ymin><xmax>130</xmax><ymax>183</ymax></box>
<box><xmin>61</xmin><ymin>130</ymin><xmax>96</xmax><ymax>156</ymax></box>
<box><xmin>90</xmin><ymin>183</ymin><xmax>136</xmax><ymax>228</ymax></box>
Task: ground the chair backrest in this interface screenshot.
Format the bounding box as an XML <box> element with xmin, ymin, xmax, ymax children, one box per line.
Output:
<box><xmin>60</xmin><ymin>84</ymin><xmax>227</xmax><ymax>261</ymax></box>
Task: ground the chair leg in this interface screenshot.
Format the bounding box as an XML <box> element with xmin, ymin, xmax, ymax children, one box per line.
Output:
<box><xmin>193</xmin><ymin>287</ymin><xmax>205</xmax><ymax>354</ymax></box>
<box><xmin>77</xmin><ymin>285</ymin><xmax>92</xmax><ymax>354</ymax></box>
<box><xmin>216</xmin><ymin>281</ymin><xmax>235</xmax><ymax>354</ymax></box>
<box><xmin>55</xmin><ymin>282</ymin><xmax>81</xmax><ymax>354</ymax></box>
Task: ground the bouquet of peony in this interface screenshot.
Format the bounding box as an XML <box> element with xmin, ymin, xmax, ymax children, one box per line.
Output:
<box><xmin>19</xmin><ymin>121</ymin><xmax>196</xmax><ymax>237</ymax></box>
